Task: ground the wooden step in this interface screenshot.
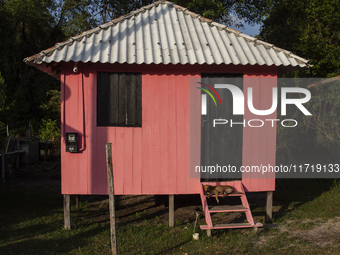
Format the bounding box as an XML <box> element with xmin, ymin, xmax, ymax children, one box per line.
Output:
<box><xmin>209</xmin><ymin>205</ymin><xmax>248</xmax><ymax>212</ymax></box>
<box><xmin>205</xmin><ymin>191</ymin><xmax>244</xmax><ymax>197</ymax></box>
<box><xmin>229</xmin><ymin>191</ymin><xmax>244</xmax><ymax>196</ymax></box>
<box><xmin>200</xmin><ymin>222</ymin><xmax>263</xmax><ymax>230</ymax></box>
<box><xmin>200</xmin><ymin>182</ymin><xmax>258</xmax><ymax>231</ymax></box>
<box><xmin>200</xmin><ymin>223</ymin><xmax>253</xmax><ymax>230</ymax></box>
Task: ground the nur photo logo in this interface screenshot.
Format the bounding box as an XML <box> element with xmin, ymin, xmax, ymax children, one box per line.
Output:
<box><xmin>197</xmin><ymin>80</ymin><xmax>312</xmax><ymax>128</ymax></box>
<box><xmin>196</xmin><ymin>82</ymin><xmax>222</xmax><ymax>115</ymax></box>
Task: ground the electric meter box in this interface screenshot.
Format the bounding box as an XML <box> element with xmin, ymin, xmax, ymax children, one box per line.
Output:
<box><xmin>66</xmin><ymin>133</ymin><xmax>78</xmax><ymax>153</ymax></box>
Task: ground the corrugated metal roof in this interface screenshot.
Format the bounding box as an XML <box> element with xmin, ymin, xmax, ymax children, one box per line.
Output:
<box><xmin>24</xmin><ymin>0</ymin><xmax>309</xmax><ymax>77</ymax></box>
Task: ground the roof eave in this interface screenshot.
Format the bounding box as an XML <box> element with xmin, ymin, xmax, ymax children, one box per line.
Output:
<box><xmin>25</xmin><ymin>61</ymin><xmax>61</xmax><ymax>80</ymax></box>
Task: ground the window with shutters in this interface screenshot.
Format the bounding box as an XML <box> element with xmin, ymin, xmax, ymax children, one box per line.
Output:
<box><xmin>97</xmin><ymin>72</ymin><xmax>142</xmax><ymax>127</ymax></box>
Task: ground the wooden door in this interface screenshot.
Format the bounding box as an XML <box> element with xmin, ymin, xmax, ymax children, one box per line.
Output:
<box><xmin>201</xmin><ymin>73</ymin><xmax>243</xmax><ymax>182</ymax></box>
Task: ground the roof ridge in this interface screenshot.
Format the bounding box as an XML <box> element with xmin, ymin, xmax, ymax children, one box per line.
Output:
<box><xmin>24</xmin><ymin>0</ymin><xmax>309</xmax><ymax>74</ymax></box>
<box><xmin>26</xmin><ymin>0</ymin><xmax>247</xmax><ymax>62</ymax></box>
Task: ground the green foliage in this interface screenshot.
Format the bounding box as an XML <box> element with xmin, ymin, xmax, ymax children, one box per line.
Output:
<box><xmin>39</xmin><ymin>119</ymin><xmax>61</xmax><ymax>145</ymax></box>
<box><xmin>40</xmin><ymin>90</ymin><xmax>61</xmax><ymax>120</ymax></box>
<box><xmin>260</xmin><ymin>0</ymin><xmax>340</xmax><ymax>150</ymax></box>
<box><xmin>174</xmin><ymin>0</ymin><xmax>271</xmax><ymax>27</ymax></box>
<box><xmin>0</xmin><ymin>0</ymin><xmax>60</xmax><ymax>130</ymax></box>
<box><xmin>304</xmin><ymin>81</ymin><xmax>340</xmax><ymax>147</ymax></box>
<box><xmin>275</xmin><ymin>79</ymin><xmax>312</xmax><ymax>163</ymax></box>
<box><xmin>0</xmin><ymin>72</ymin><xmax>6</xmax><ymax>110</ymax></box>
<box><xmin>260</xmin><ymin>0</ymin><xmax>340</xmax><ymax>77</ymax></box>
<box><xmin>0</xmin><ymin>72</ymin><xmax>7</xmax><ymax>132</ymax></box>
<box><xmin>296</xmin><ymin>0</ymin><xmax>340</xmax><ymax>78</ymax></box>
<box><xmin>275</xmin><ymin>125</ymin><xmax>298</xmax><ymax>163</ymax></box>
<box><xmin>51</xmin><ymin>0</ymin><xmax>99</xmax><ymax>38</ymax></box>
<box><xmin>52</xmin><ymin>0</ymin><xmax>270</xmax><ymax>39</ymax></box>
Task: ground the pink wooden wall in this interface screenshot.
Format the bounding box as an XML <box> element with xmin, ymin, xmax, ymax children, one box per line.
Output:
<box><xmin>61</xmin><ymin>62</ymin><xmax>277</xmax><ymax>195</ymax></box>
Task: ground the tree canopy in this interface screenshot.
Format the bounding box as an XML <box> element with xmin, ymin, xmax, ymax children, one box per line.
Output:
<box><xmin>52</xmin><ymin>0</ymin><xmax>270</xmax><ymax>38</ymax></box>
<box><xmin>260</xmin><ymin>0</ymin><xmax>340</xmax><ymax>77</ymax></box>
<box><xmin>0</xmin><ymin>0</ymin><xmax>339</xmax><ymax>152</ymax></box>
<box><xmin>260</xmin><ymin>0</ymin><xmax>340</xmax><ymax>153</ymax></box>
<box><xmin>0</xmin><ymin>0</ymin><xmax>60</xmax><ymax>136</ymax></box>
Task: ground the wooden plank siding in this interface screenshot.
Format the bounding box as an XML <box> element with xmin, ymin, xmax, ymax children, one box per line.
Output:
<box><xmin>242</xmin><ymin>74</ymin><xmax>277</xmax><ymax>192</ymax></box>
<box><xmin>61</xmin><ymin>63</ymin><xmax>277</xmax><ymax>195</ymax></box>
<box><xmin>61</xmin><ymin>65</ymin><xmax>88</xmax><ymax>194</ymax></box>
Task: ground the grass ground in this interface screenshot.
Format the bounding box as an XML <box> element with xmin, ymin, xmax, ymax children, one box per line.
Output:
<box><xmin>1</xmin><ymin>160</ymin><xmax>340</xmax><ymax>254</ymax></box>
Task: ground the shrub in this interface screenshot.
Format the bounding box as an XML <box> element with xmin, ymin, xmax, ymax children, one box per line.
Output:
<box><xmin>39</xmin><ymin>119</ymin><xmax>61</xmax><ymax>146</ymax></box>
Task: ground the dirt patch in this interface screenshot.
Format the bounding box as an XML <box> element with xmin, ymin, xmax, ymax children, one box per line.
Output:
<box><xmin>287</xmin><ymin>218</ymin><xmax>340</xmax><ymax>246</ymax></box>
<box><xmin>257</xmin><ymin>219</ymin><xmax>340</xmax><ymax>248</ymax></box>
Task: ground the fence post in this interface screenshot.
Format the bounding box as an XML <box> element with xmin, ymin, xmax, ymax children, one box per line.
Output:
<box><xmin>44</xmin><ymin>142</ymin><xmax>47</xmax><ymax>162</ymax></box>
<box><xmin>106</xmin><ymin>143</ymin><xmax>117</xmax><ymax>255</ymax></box>
<box><xmin>1</xmin><ymin>151</ymin><xmax>5</xmax><ymax>183</ymax></box>
<box><xmin>76</xmin><ymin>195</ymin><xmax>80</xmax><ymax>210</ymax></box>
<box><xmin>265</xmin><ymin>191</ymin><xmax>273</xmax><ymax>223</ymax></box>
<box><xmin>64</xmin><ymin>194</ymin><xmax>71</xmax><ymax>229</ymax></box>
<box><xmin>169</xmin><ymin>195</ymin><xmax>174</xmax><ymax>227</ymax></box>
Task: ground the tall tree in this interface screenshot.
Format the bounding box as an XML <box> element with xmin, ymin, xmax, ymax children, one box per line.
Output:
<box><xmin>260</xmin><ymin>0</ymin><xmax>340</xmax><ymax>150</ymax></box>
<box><xmin>260</xmin><ymin>0</ymin><xmax>340</xmax><ymax>77</ymax></box>
<box><xmin>0</xmin><ymin>72</ymin><xmax>8</xmax><ymax>132</ymax></box>
<box><xmin>175</xmin><ymin>0</ymin><xmax>271</xmax><ymax>27</ymax></box>
<box><xmin>54</xmin><ymin>0</ymin><xmax>271</xmax><ymax>38</ymax></box>
<box><xmin>0</xmin><ymin>0</ymin><xmax>60</xmax><ymax>133</ymax></box>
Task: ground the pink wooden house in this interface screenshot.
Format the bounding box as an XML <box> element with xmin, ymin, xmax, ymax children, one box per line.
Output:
<box><xmin>25</xmin><ymin>0</ymin><xmax>309</xmax><ymax>233</ymax></box>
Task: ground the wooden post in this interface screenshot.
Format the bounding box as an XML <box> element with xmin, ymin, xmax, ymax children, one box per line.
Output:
<box><xmin>207</xmin><ymin>229</ymin><xmax>211</xmax><ymax>237</ymax></box>
<box><xmin>106</xmin><ymin>143</ymin><xmax>117</xmax><ymax>255</ymax></box>
<box><xmin>169</xmin><ymin>194</ymin><xmax>174</xmax><ymax>227</ymax></box>
<box><xmin>265</xmin><ymin>191</ymin><xmax>273</xmax><ymax>223</ymax></box>
<box><xmin>1</xmin><ymin>151</ymin><xmax>5</xmax><ymax>183</ymax></box>
<box><xmin>28</xmin><ymin>122</ymin><xmax>31</xmax><ymax>140</ymax></box>
<box><xmin>44</xmin><ymin>142</ymin><xmax>47</xmax><ymax>162</ymax></box>
<box><xmin>76</xmin><ymin>195</ymin><xmax>80</xmax><ymax>210</ymax></box>
<box><xmin>64</xmin><ymin>194</ymin><xmax>71</xmax><ymax>229</ymax></box>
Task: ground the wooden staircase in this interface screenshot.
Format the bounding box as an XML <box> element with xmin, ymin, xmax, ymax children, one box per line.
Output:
<box><xmin>200</xmin><ymin>181</ymin><xmax>263</xmax><ymax>233</ymax></box>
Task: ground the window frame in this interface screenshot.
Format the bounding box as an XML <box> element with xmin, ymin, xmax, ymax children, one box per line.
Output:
<box><xmin>97</xmin><ymin>72</ymin><xmax>142</xmax><ymax>127</ymax></box>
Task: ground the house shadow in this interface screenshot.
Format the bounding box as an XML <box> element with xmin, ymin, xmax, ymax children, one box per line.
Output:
<box><xmin>246</xmin><ymin>178</ymin><xmax>338</xmax><ymax>225</ymax></box>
